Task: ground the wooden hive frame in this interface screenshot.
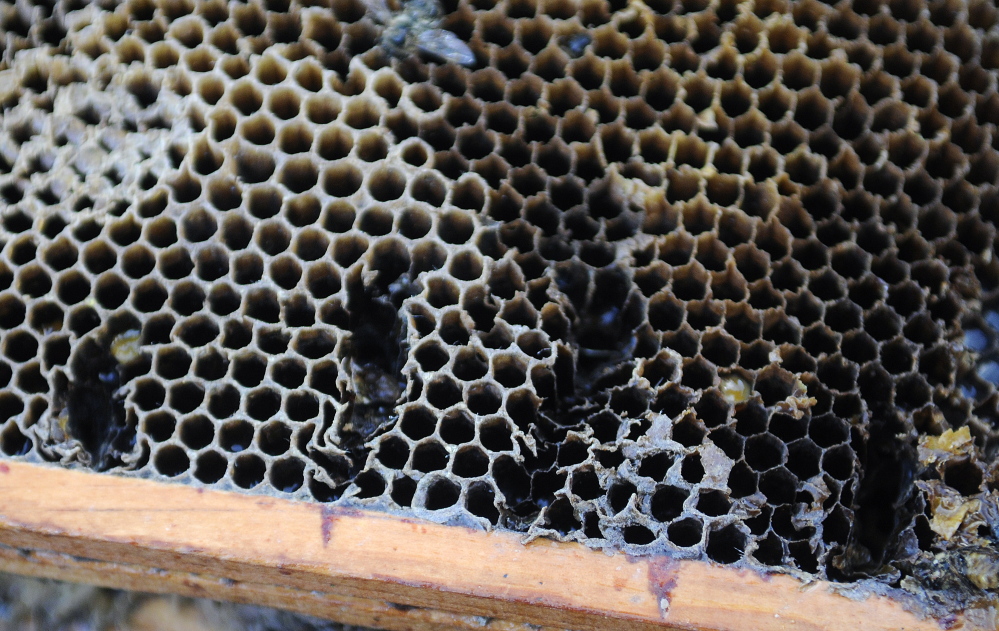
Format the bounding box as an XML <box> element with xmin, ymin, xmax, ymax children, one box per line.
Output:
<box><xmin>0</xmin><ymin>460</ymin><xmax>962</xmax><ymax>631</ymax></box>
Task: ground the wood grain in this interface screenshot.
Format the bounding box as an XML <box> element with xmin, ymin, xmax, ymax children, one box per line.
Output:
<box><xmin>0</xmin><ymin>461</ymin><xmax>955</xmax><ymax>630</ymax></box>
<box><xmin>0</xmin><ymin>544</ymin><xmax>555</xmax><ymax>631</ymax></box>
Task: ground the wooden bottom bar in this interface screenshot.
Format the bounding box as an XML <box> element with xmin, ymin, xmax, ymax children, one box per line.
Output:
<box><xmin>0</xmin><ymin>461</ymin><xmax>958</xmax><ymax>630</ymax></box>
<box><xmin>0</xmin><ymin>544</ymin><xmax>550</xmax><ymax>631</ymax></box>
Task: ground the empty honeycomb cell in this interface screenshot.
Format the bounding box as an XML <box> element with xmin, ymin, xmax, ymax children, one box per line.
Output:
<box><xmin>374</xmin><ymin>468</ymin><xmax>415</xmax><ymax>506</ymax></box>
<box><xmin>0</xmin><ymin>422</ymin><xmax>31</xmax><ymax>457</ymax></box>
<box><xmin>4</xmin><ymin>331</ymin><xmax>38</xmax><ymax>364</ymax></box>
<box><xmin>169</xmin><ymin>381</ymin><xmax>205</xmax><ymax>414</ymax></box>
<box><xmin>362</xmin><ymin>168</ymin><xmax>405</xmax><ymax>202</ymax></box>
<box><xmin>277</xmin><ymin>157</ymin><xmax>317</xmax><ymax>193</ymax></box>
<box><xmin>821</xmin><ymin>445</ymin><xmax>854</xmax><ymax>481</ymax></box>
<box><xmin>215</xmin><ymin>419</ymin><xmax>254</xmax><ymax>453</ymax></box>
<box><xmin>420</xmin><ymin>475</ymin><xmax>458</xmax><ymax>510</ymax></box>
<box><xmin>268</xmin><ymin>456</ymin><xmax>305</xmax><ymax>493</ymax></box>
<box><xmin>234</xmin><ymin>149</ymin><xmax>275</xmax><ymax>184</ymax></box>
<box><xmin>617</xmin><ymin>523</ymin><xmax>653</xmax><ymax>546</ymax></box>
<box><xmin>202</xmin><ymin>383</ymin><xmax>238</xmax><ymax>421</ymax></box>
<box><xmin>81</xmin><ymin>240</ymin><xmax>115</xmax><ymax>275</ymax></box>
<box><xmin>283</xmin><ymin>296</ymin><xmax>315</xmax><ymax>328</ymax></box>
<box><xmin>207</xmin><ymin>107</ymin><xmax>238</xmax><ymax>141</ymax></box>
<box><xmin>317</xmin><ymin>202</ymin><xmax>354</xmax><ymax>235</ymax></box>
<box><xmin>467</xmin><ymin>382</ymin><xmax>502</xmax><ymax>414</ymax></box>
<box><xmin>238</xmin><ymin>115</ymin><xmax>275</xmax><ymax>147</ymax></box>
<box><xmin>155</xmin><ymin>346</ymin><xmax>192</xmax><ymax>380</ymax></box>
<box><xmin>228</xmin><ymin>81</ymin><xmax>263</xmax><ymax>116</ymax></box>
<box><xmin>298</xmin><ymin>92</ymin><xmax>340</xmax><ymax>125</ymax></box>
<box><xmin>426</xmin><ymin>375</ymin><xmax>463</xmax><ymax>409</ymax></box>
<box><xmin>266</xmin><ymin>87</ymin><xmax>300</xmax><ymax>120</ymax></box>
<box><xmin>285</xmin><ymin>391</ymin><xmax>318</xmax><ymax>421</ymax></box>
<box><xmin>231</xmin><ymin>352</ymin><xmax>266</xmax><ymax>389</ymax></box>
<box><xmin>271</xmin><ymin>356</ymin><xmax>306</xmax><ymax>388</ymax></box>
<box><xmin>299</xmin><ymin>263</ymin><xmax>339</xmax><ymax>299</ymax></box>
<box><xmin>203</xmin><ymin>282</ymin><xmax>238</xmax><ymax>315</ymax></box>
<box><xmin>28</xmin><ymin>302</ymin><xmax>63</xmax><ymax>334</ymax></box>
<box><xmin>336</xmin><ymin>96</ymin><xmax>378</xmax><ymax>129</ymax></box>
<box><xmin>373</xmin><ymin>433</ymin><xmax>410</xmax><ymax>469</ymax></box>
<box><xmin>0</xmin><ymin>391</ymin><xmax>23</xmax><ymax>424</ymax></box>
<box><xmin>566</xmin><ymin>466</ymin><xmax>601</xmax><ymax>500</ymax></box>
<box><xmin>9</xmin><ymin>238</ymin><xmax>36</xmax><ymax>266</ymax></box>
<box><xmin>154</xmin><ymin>445</ymin><xmax>190</xmax><ymax>477</ymax></box>
<box><xmin>332</xmin><ymin>235</ymin><xmax>368</xmax><ymax>267</ymax></box>
<box><xmin>179</xmin><ymin>415</ymin><xmax>215</xmax><ymax>450</ymax></box>
<box><xmin>170</xmin><ymin>281</ymin><xmax>206</xmax><ymax>317</ymax></box>
<box><xmin>450</xmin><ymin>445</ymin><xmax>488</xmax><ymax>477</ymax></box>
<box><xmin>190</xmin><ymin>347</ymin><xmax>228</xmax><ymax>382</ymax></box>
<box><xmin>190</xmin><ymin>449</ymin><xmax>226</xmax><ymax>483</ymax></box>
<box><xmin>232</xmin><ymin>452</ymin><xmax>265</xmax><ymax>489</ymax></box>
<box><xmin>205</xmin><ymin>177</ymin><xmax>242</xmax><ymax>210</ymax></box>
<box><xmin>17</xmin><ymin>363</ymin><xmax>46</xmax><ymax>394</ymax></box>
<box><xmin>274</xmin><ymin>123</ymin><xmax>314</xmax><ymax>156</ymax></box>
<box><xmin>458</xmin><ymin>479</ymin><xmax>500</xmax><ymax>524</ymax></box>
<box><xmin>706</xmin><ymin>524</ymin><xmax>746</xmax><ymax>564</ymax></box>
<box><xmin>284</xmin><ymin>230</ymin><xmax>327</xmax><ymax>265</ymax></box>
<box><xmin>307</xmin><ymin>359</ymin><xmax>338</xmax><ymax>396</ymax></box>
<box><xmin>0</xmin><ymin>295</ymin><xmax>26</xmax><ymax>330</ymax></box>
<box><xmin>396</xmin><ymin>405</ymin><xmax>436</xmax><ymax>441</ymax></box>
<box><xmin>745</xmin><ymin>432</ymin><xmax>786</xmax><ymax>471</ymax></box>
<box><xmin>119</xmin><ymin>243</ymin><xmax>156</xmax><ymax>279</ymax></box>
<box><xmin>757</xmin><ymin>466</ymin><xmax>797</xmax><ymax>503</ymax></box>
<box><xmin>323</xmin><ymin>164</ymin><xmax>363</xmax><ymax>197</ymax></box>
<box><xmin>668</xmin><ymin>518</ymin><xmax>703</xmax><ymax>548</ymax></box>
<box><xmin>411</xmin><ymin>340</ymin><xmax>446</xmax><ymax>373</ymax></box>
<box><xmin>412</xmin><ymin>439</ymin><xmax>449</xmax><ymax>473</ymax></box>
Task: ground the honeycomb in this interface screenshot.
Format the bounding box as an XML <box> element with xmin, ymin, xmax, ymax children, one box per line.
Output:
<box><xmin>2</xmin><ymin>0</ymin><xmax>999</xmax><ymax>605</ymax></box>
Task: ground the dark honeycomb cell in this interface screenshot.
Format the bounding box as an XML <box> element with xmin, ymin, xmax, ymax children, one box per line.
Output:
<box><xmin>424</xmin><ymin>476</ymin><xmax>460</xmax><ymax>510</ymax></box>
<box><xmin>706</xmin><ymin>524</ymin><xmax>746</xmax><ymax>564</ymax></box>
<box><xmin>194</xmin><ymin>450</ymin><xmax>228</xmax><ymax>483</ymax></box>
<box><xmin>668</xmin><ymin>518</ymin><xmax>703</xmax><ymax>548</ymax></box>
<box><xmin>0</xmin><ymin>424</ymin><xmax>31</xmax><ymax>456</ymax></box>
<box><xmin>217</xmin><ymin>418</ymin><xmax>252</xmax><ymax>452</ymax></box>
<box><xmin>270</xmin><ymin>458</ymin><xmax>305</xmax><ymax>492</ymax></box>
<box><xmin>233</xmin><ymin>453</ymin><xmax>266</xmax><ymax>488</ymax></box>
<box><xmin>155</xmin><ymin>445</ymin><xmax>190</xmax><ymax>477</ymax></box>
<box><xmin>390</xmin><ymin>476</ymin><xmax>417</xmax><ymax>506</ymax></box>
<box><xmin>453</xmin><ymin>446</ymin><xmax>489</xmax><ymax>477</ymax></box>
<box><xmin>179</xmin><ymin>415</ymin><xmax>214</xmax><ymax>450</ymax></box>
<box><xmin>412</xmin><ymin>441</ymin><xmax>449</xmax><ymax>472</ymax></box>
<box><xmin>401</xmin><ymin>406</ymin><xmax>437</xmax><ymax>440</ymax></box>
<box><xmin>376</xmin><ymin>435</ymin><xmax>409</xmax><ymax>468</ymax></box>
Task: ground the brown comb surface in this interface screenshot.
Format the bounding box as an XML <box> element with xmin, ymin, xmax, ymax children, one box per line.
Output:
<box><xmin>1</xmin><ymin>0</ymin><xmax>998</xmax><ymax>613</ymax></box>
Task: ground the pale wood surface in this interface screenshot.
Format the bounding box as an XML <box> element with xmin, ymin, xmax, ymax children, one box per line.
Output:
<box><xmin>0</xmin><ymin>461</ymin><xmax>956</xmax><ymax>631</ymax></box>
<box><xmin>0</xmin><ymin>544</ymin><xmax>553</xmax><ymax>631</ymax></box>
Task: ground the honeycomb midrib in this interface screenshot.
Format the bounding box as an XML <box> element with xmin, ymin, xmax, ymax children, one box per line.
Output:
<box><xmin>0</xmin><ymin>0</ymin><xmax>998</xmax><ymax>603</ymax></box>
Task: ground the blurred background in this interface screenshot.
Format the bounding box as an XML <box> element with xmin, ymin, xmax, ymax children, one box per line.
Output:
<box><xmin>0</xmin><ymin>572</ymin><xmax>369</xmax><ymax>631</ymax></box>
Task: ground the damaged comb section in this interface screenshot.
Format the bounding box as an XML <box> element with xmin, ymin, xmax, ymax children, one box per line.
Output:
<box><xmin>45</xmin><ymin>323</ymin><xmax>147</xmax><ymax>471</ymax></box>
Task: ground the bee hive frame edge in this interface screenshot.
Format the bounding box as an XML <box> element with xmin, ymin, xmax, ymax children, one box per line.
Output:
<box><xmin>0</xmin><ymin>461</ymin><xmax>957</xmax><ymax>631</ymax></box>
